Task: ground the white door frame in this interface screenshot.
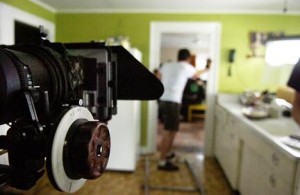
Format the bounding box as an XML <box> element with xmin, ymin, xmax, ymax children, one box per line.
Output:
<box><xmin>0</xmin><ymin>2</ymin><xmax>55</xmax><ymax>45</ymax></box>
<box><xmin>143</xmin><ymin>21</ymin><xmax>221</xmax><ymax>156</ymax></box>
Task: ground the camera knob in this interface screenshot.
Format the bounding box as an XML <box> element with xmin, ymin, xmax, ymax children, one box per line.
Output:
<box><xmin>47</xmin><ymin>107</ymin><xmax>110</xmax><ymax>193</ymax></box>
<box><xmin>67</xmin><ymin>121</ymin><xmax>110</xmax><ymax>179</ymax></box>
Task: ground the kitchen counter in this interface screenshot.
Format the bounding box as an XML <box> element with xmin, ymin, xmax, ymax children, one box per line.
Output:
<box><xmin>218</xmin><ymin>93</ymin><xmax>300</xmax><ymax>159</ymax></box>
<box><xmin>215</xmin><ymin>94</ymin><xmax>300</xmax><ymax>195</ymax></box>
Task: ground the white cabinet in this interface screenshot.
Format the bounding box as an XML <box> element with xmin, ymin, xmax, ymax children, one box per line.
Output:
<box><xmin>239</xmin><ymin>145</ymin><xmax>294</xmax><ymax>195</ymax></box>
<box><xmin>214</xmin><ymin>106</ymin><xmax>241</xmax><ymax>190</ymax></box>
<box><xmin>215</xmin><ymin>95</ymin><xmax>300</xmax><ymax>195</ymax></box>
<box><xmin>239</xmin><ymin>124</ymin><xmax>297</xmax><ymax>195</ymax></box>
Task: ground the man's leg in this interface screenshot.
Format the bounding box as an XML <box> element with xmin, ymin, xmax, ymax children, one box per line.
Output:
<box><xmin>158</xmin><ymin>101</ymin><xmax>180</xmax><ymax>171</ymax></box>
<box><xmin>158</xmin><ymin>129</ymin><xmax>179</xmax><ymax>171</ymax></box>
<box><xmin>159</xmin><ymin>130</ymin><xmax>177</xmax><ymax>161</ymax></box>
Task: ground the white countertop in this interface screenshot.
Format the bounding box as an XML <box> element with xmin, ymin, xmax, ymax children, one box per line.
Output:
<box><xmin>217</xmin><ymin>93</ymin><xmax>300</xmax><ymax>159</ymax></box>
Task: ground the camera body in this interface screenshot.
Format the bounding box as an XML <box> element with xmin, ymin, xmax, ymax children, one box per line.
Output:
<box><xmin>0</xmin><ymin>41</ymin><xmax>163</xmax><ymax>192</ymax></box>
<box><xmin>0</xmin><ymin>42</ymin><xmax>116</xmax><ymax>124</ymax></box>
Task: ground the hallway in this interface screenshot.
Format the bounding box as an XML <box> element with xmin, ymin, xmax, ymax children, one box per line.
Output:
<box><xmin>157</xmin><ymin>120</ymin><xmax>204</xmax><ymax>154</ymax></box>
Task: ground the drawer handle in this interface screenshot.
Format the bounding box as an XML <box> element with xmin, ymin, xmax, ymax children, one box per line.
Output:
<box><xmin>269</xmin><ymin>175</ymin><xmax>276</xmax><ymax>188</ymax></box>
<box><xmin>272</xmin><ymin>153</ymin><xmax>280</xmax><ymax>166</ymax></box>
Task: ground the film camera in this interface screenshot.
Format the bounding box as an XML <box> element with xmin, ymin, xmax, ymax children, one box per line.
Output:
<box><xmin>0</xmin><ymin>40</ymin><xmax>163</xmax><ymax>192</ymax></box>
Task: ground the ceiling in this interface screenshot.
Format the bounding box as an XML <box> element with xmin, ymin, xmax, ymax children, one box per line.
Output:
<box><xmin>161</xmin><ymin>33</ymin><xmax>210</xmax><ymax>48</ymax></box>
<box><xmin>28</xmin><ymin>0</ymin><xmax>300</xmax><ymax>52</ymax></box>
<box><xmin>31</xmin><ymin>0</ymin><xmax>300</xmax><ymax>14</ymax></box>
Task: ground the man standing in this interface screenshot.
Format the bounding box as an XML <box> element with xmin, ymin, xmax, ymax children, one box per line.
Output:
<box><xmin>158</xmin><ymin>49</ymin><xmax>210</xmax><ymax>171</ymax></box>
<box><xmin>288</xmin><ymin>58</ymin><xmax>300</xmax><ymax>125</ymax></box>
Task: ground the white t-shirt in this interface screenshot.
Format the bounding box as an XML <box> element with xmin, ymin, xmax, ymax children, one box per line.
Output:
<box><xmin>160</xmin><ymin>61</ymin><xmax>196</xmax><ymax>103</ymax></box>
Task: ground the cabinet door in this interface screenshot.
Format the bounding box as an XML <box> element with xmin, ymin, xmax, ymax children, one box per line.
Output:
<box><xmin>214</xmin><ymin>106</ymin><xmax>227</xmax><ymax>161</ymax></box>
<box><xmin>214</xmin><ymin>108</ymin><xmax>224</xmax><ymax>159</ymax></box>
<box><xmin>214</xmin><ymin>106</ymin><xmax>241</xmax><ymax>189</ymax></box>
<box><xmin>242</xmin><ymin>129</ymin><xmax>297</xmax><ymax>185</ymax></box>
<box><xmin>239</xmin><ymin>145</ymin><xmax>293</xmax><ymax>195</ymax></box>
<box><xmin>220</xmin><ymin>115</ymin><xmax>241</xmax><ymax>189</ymax></box>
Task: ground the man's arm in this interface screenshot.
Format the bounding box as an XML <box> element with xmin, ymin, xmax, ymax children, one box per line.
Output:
<box><xmin>192</xmin><ymin>67</ymin><xmax>210</xmax><ymax>79</ymax></box>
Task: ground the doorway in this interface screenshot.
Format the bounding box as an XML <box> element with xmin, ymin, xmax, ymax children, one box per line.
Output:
<box><xmin>0</xmin><ymin>2</ymin><xmax>55</xmax><ymax>45</ymax></box>
<box><xmin>146</xmin><ymin>22</ymin><xmax>221</xmax><ymax>156</ymax></box>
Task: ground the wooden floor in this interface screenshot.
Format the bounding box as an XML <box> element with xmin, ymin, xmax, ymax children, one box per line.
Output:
<box><xmin>1</xmin><ymin>120</ymin><xmax>234</xmax><ymax>195</ymax></box>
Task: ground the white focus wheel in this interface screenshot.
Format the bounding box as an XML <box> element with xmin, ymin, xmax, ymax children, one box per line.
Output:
<box><xmin>48</xmin><ymin>107</ymin><xmax>93</xmax><ymax>193</ymax></box>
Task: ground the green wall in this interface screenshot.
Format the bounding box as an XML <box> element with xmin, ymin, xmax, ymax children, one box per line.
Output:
<box><xmin>219</xmin><ymin>15</ymin><xmax>300</xmax><ymax>93</ymax></box>
<box><xmin>55</xmin><ymin>13</ymin><xmax>300</xmax><ymax>146</ymax></box>
<box><xmin>0</xmin><ymin>0</ymin><xmax>55</xmax><ymax>22</ymax></box>
<box><xmin>56</xmin><ymin>13</ymin><xmax>300</xmax><ymax>93</ymax></box>
<box><xmin>2</xmin><ymin>1</ymin><xmax>300</xmax><ymax>146</ymax></box>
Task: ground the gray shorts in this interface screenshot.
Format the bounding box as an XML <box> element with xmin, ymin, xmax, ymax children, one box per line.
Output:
<box><xmin>160</xmin><ymin>101</ymin><xmax>180</xmax><ymax>131</ymax></box>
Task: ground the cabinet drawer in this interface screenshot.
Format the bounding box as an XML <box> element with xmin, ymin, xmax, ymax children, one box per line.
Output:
<box><xmin>240</xmin><ymin>145</ymin><xmax>294</xmax><ymax>195</ymax></box>
<box><xmin>245</xmin><ymin>134</ymin><xmax>297</xmax><ymax>184</ymax></box>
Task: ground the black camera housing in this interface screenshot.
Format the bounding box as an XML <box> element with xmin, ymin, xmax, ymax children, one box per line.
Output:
<box><xmin>0</xmin><ymin>41</ymin><xmax>163</xmax><ymax>192</ymax></box>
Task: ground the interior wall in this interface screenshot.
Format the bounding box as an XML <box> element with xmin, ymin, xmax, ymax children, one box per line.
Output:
<box><xmin>56</xmin><ymin>13</ymin><xmax>300</xmax><ymax>93</ymax></box>
<box><xmin>160</xmin><ymin>47</ymin><xmax>177</xmax><ymax>63</ymax></box>
<box><xmin>2</xmin><ymin>2</ymin><xmax>300</xmax><ymax>147</ymax></box>
<box><xmin>55</xmin><ymin>13</ymin><xmax>300</xmax><ymax>146</ymax></box>
<box><xmin>160</xmin><ymin>47</ymin><xmax>210</xmax><ymax>68</ymax></box>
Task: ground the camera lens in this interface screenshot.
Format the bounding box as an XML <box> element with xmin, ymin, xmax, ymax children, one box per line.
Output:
<box><xmin>0</xmin><ymin>45</ymin><xmax>71</xmax><ymax>124</ymax></box>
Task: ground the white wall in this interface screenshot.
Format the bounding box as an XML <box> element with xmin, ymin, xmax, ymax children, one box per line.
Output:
<box><xmin>160</xmin><ymin>47</ymin><xmax>210</xmax><ymax>66</ymax></box>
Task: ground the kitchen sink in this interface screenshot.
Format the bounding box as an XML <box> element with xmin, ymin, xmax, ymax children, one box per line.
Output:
<box><xmin>252</xmin><ymin>118</ymin><xmax>300</xmax><ymax>136</ymax></box>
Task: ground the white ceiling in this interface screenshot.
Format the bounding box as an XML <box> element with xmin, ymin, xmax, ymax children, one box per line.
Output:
<box><xmin>28</xmin><ymin>0</ymin><xmax>300</xmax><ymax>51</ymax></box>
<box><xmin>161</xmin><ymin>33</ymin><xmax>210</xmax><ymax>48</ymax></box>
<box><xmin>31</xmin><ymin>0</ymin><xmax>300</xmax><ymax>14</ymax></box>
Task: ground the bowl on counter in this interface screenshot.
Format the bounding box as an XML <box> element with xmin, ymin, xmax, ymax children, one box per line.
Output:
<box><xmin>242</xmin><ymin>106</ymin><xmax>269</xmax><ymax>119</ymax></box>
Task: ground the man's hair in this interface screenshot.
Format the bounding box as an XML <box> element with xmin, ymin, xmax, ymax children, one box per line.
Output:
<box><xmin>177</xmin><ymin>49</ymin><xmax>191</xmax><ymax>61</ymax></box>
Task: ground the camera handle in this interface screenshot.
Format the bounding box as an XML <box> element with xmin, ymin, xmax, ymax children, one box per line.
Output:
<box><xmin>4</xmin><ymin>90</ymin><xmax>46</xmax><ymax>190</ymax></box>
<box><xmin>96</xmin><ymin>59</ymin><xmax>117</xmax><ymax>121</ymax></box>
